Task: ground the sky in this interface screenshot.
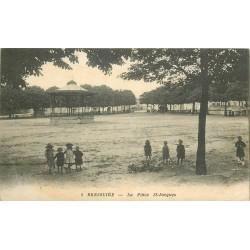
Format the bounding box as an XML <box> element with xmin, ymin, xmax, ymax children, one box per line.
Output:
<box><xmin>26</xmin><ymin>52</ymin><xmax>159</xmax><ymax>98</ymax></box>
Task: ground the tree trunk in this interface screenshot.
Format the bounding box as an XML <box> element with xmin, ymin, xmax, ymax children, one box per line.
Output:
<box><xmin>196</xmin><ymin>50</ymin><xmax>210</xmax><ymax>175</ymax></box>
<box><xmin>192</xmin><ymin>102</ymin><xmax>195</xmax><ymax>114</ymax></box>
<box><xmin>196</xmin><ymin>80</ymin><xmax>209</xmax><ymax>175</ymax></box>
<box><xmin>224</xmin><ymin>102</ymin><xmax>227</xmax><ymax>116</ymax></box>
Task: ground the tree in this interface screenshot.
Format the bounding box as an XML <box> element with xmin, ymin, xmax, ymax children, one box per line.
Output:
<box><xmin>120</xmin><ymin>90</ymin><xmax>136</xmax><ymax>111</ymax></box>
<box><xmin>1</xmin><ymin>48</ymin><xmax>132</xmax><ymax>90</ymax></box>
<box><xmin>95</xmin><ymin>85</ymin><xmax>114</xmax><ymax>112</ymax></box>
<box><xmin>112</xmin><ymin>90</ymin><xmax>123</xmax><ymax>112</ymax></box>
<box><xmin>2</xmin><ymin>48</ymin><xmax>247</xmax><ymax>175</ymax></box>
<box><xmin>0</xmin><ymin>85</ymin><xmax>26</xmax><ymax>118</ymax></box>
<box><xmin>46</xmin><ymin>86</ymin><xmax>60</xmax><ymax>92</ymax></box>
<box><xmin>118</xmin><ymin>49</ymin><xmax>248</xmax><ymax>175</ymax></box>
<box><xmin>1</xmin><ymin>49</ymin><xmax>81</xmax><ymax>89</ymax></box>
<box><xmin>139</xmin><ymin>92</ymin><xmax>151</xmax><ymax>109</ymax></box>
<box><xmin>225</xmin><ymin>81</ymin><xmax>248</xmax><ymax>104</ymax></box>
<box><xmin>23</xmin><ymin>86</ymin><xmax>50</xmax><ymax>117</ymax></box>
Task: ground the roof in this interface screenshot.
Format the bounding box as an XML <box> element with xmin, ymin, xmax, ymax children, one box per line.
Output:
<box><xmin>56</xmin><ymin>85</ymin><xmax>89</xmax><ymax>92</ymax></box>
<box><xmin>50</xmin><ymin>81</ymin><xmax>94</xmax><ymax>96</ymax></box>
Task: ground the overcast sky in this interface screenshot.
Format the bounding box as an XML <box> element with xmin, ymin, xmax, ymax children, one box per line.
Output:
<box><xmin>26</xmin><ymin>52</ymin><xmax>159</xmax><ymax>98</ymax></box>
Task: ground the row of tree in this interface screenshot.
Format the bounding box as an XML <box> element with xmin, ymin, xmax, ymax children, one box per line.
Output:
<box><xmin>140</xmin><ymin>80</ymin><xmax>248</xmax><ymax>115</ymax></box>
<box><xmin>1</xmin><ymin>48</ymin><xmax>248</xmax><ymax>175</ymax></box>
<box><xmin>81</xmin><ymin>84</ymin><xmax>136</xmax><ymax>112</ymax></box>
<box><xmin>0</xmin><ymin>84</ymin><xmax>136</xmax><ymax>118</ymax></box>
<box><xmin>0</xmin><ymin>85</ymin><xmax>49</xmax><ymax>118</ymax></box>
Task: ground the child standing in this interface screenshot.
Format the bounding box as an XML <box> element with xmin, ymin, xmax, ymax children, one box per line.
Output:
<box><xmin>162</xmin><ymin>141</ymin><xmax>170</xmax><ymax>165</ymax></box>
<box><xmin>176</xmin><ymin>139</ymin><xmax>185</xmax><ymax>165</ymax></box>
<box><xmin>65</xmin><ymin>143</ymin><xmax>74</xmax><ymax>171</ymax></box>
<box><xmin>45</xmin><ymin>143</ymin><xmax>55</xmax><ymax>174</ymax></box>
<box><xmin>144</xmin><ymin>140</ymin><xmax>152</xmax><ymax>160</ymax></box>
<box><xmin>74</xmin><ymin>146</ymin><xmax>83</xmax><ymax>171</ymax></box>
<box><xmin>54</xmin><ymin>147</ymin><xmax>65</xmax><ymax>173</ymax></box>
<box><xmin>235</xmin><ymin>136</ymin><xmax>246</xmax><ymax>166</ymax></box>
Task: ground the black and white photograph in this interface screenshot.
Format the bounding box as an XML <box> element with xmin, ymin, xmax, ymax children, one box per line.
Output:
<box><xmin>1</xmin><ymin>1</ymin><xmax>250</xmax><ymax>250</ymax></box>
<box><xmin>0</xmin><ymin>48</ymin><xmax>249</xmax><ymax>200</ymax></box>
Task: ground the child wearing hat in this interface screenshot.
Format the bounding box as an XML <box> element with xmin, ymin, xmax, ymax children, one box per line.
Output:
<box><xmin>74</xmin><ymin>146</ymin><xmax>83</xmax><ymax>171</ymax></box>
<box><xmin>45</xmin><ymin>143</ymin><xmax>55</xmax><ymax>174</ymax></box>
<box><xmin>176</xmin><ymin>139</ymin><xmax>185</xmax><ymax>165</ymax></box>
<box><xmin>54</xmin><ymin>147</ymin><xmax>65</xmax><ymax>173</ymax></box>
<box><xmin>65</xmin><ymin>143</ymin><xmax>74</xmax><ymax>171</ymax></box>
<box><xmin>235</xmin><ymin>136</ymin><xmax>246</xmax><ymax>166</ymax></box>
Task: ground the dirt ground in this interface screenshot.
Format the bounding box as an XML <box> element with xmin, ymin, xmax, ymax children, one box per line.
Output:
<box><xmin>0</xmin><ymin>113</ymin><xmax>249</xmax><ymax>200</ymax></box>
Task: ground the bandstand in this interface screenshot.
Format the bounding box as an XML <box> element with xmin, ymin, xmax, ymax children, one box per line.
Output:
<box><xmin>49</xmin><ymin>81</ymin><xmax>94</xmax><ymax>125</ymax></box>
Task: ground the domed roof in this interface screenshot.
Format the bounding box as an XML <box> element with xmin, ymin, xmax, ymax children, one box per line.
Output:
<box><xmin>67</xmin><ymin>80</ymin><xmax>77</xmax><ymax>86</ymax></box>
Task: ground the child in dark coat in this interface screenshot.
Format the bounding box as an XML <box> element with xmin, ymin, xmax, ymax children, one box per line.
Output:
<box><xmin>176</xmin><ymin>139</ymin><xmax>185</xmax><ymax>165</ymax></box>
<box><xmin>235</xmin><ymin>136</ymin><xmax>246</xmax><ymax>166</ymax></box>
<box><xmin>162</xmin><ymin>141</ymin><xmax>170</xmax><ymax>164</ymax></box>
<box><xmin>74</xmin><ymin>146</ymin><xmax>83</xmax><ymax>171</ymax></box>
<box><xmin>54</xmin><ymin>147</ymin><xmax>64</xmax><ymax>173</ymax></box>
<box><xmin>144</xmin><ymin>140</ymin><xmax>152</xmax><ymax>160</ymax></box>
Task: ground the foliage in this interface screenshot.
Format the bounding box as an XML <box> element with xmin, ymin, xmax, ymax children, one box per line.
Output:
<box><xmin>22</xmin><ymin>86</ymin><xmax>50</xmax><ymax>115</ymax></box>
<box><xmin>81</xmin><ymin>84</ymin><xmax>136</xmax><ymax>108</ymax></box>
<box><xmin>1</xmin><ymin>48</ymin><xmax>248</xmax><ymax>175</ymax></box>
<box><xmin>86</xmin><ymin>48</ymin><xmax>247</xmax><ymax>175</ymax></box>
<box><xmin>0</xmin><ymin>85</ymin><xmax>26</xmax><ymax>117</ymax></box>
<box><xmin>0</xmin><ymin>85</ymin><xmax>50</xmax><ymax>117</ymax></box>
<box><xmin>1</xmin><ymin>48</ymin><xmax>81</xmax><ymax>88</ymax></box>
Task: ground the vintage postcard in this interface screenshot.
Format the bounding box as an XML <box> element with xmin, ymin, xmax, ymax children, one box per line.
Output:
<box><xmin>0</xmin><ymin>48</ymin><xmax>249</xmax><ymax>200</ymax></box>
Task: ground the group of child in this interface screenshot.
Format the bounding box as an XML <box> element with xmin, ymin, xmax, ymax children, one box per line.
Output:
<box><xmin>44</xmin><ymin>136</ymin><xmax>246</xmax><ymax>174</ymax></box>
<box><xmin>45</xmin><ymin>143</ymin><xmax>83</xmax><ymax>174</ymax></box>
<box><xmin>144</xmin><ymin>139</ymin><xmax>186</xmax><ymax>165</ymax></box>
<box><xmin>144</xmin><ymin>136</ymin><xmax>247</xmax><ymax>167</ymax></box>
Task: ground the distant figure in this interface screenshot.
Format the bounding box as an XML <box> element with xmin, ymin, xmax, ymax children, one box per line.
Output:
<box><xmin>144</xmin><ymin>140</ymin><xmax>152</xmax><ymax>160</ymax></box>
<box><xmin>176</xmin><ymin>140</ymin><xmax>185</xmax><ymax>165</ymax></box>
<box><xmin>235</xmin><ymin>136</ymin><xmax>246</xmax><ymax>166</ymax></box>
<box><xmin>45</xmin><ymin>143</ymin><xmax>55</xmax><ymax>174</ymax></box>
<box><xmin>54</xmin><ymin>147</ymin><xmax>64</xmax><ymax>173</ymax></box>
<box><xmin>65</xmin><ymin>143</ymin><xmax>74</xmax><ymax>171</ymax></box>
<box><xmin>162</xmin><ymin>141</ymin><xmax>170</xmax><ymax>164</ymax></box>
<box><xmin>74</xmin><ymin>146</ymin><xmax>83</xmax><ymax>171</ymax></box>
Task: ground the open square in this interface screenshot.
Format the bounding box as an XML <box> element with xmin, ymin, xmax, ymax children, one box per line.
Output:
<box><xmin>0</xmin><ymin>113</ymin><xmax>248</xmax><ymax>200</ymax></box>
